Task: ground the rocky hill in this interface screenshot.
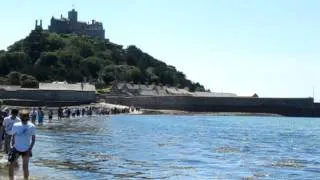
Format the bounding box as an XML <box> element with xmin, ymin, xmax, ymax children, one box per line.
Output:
<box><xmin>0</xmin><ymin>29</ymin><xmax>206</xmax><ymax>91</ymax></box>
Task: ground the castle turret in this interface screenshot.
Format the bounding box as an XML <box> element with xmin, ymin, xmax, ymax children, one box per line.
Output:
<box><xmin>68</xmin><ymin>9</ymin><xmax>78</xmax><ymax>22</ymax></box>
<box><xmin>35</xmin><ymin>19</ymin><xmax>43</xmax><ymax>30</ymax></box>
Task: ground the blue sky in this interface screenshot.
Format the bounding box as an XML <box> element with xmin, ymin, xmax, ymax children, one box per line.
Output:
<box><xmin>1</xmin><ymin>0</ymin><xmax>320</xmax><ymax>99</ymax></box>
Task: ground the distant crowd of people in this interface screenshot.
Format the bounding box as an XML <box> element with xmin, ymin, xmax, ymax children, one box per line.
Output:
<box><xmin>0</xmin><ymin>104</ymin><xmax>139</xmax><ymax>179</ymax></box>
<box><xmin>0</xmin><ymin>106</ymin><xmax>98</xmax><ymax>179</ymax></box>
<box><xmin>11</xmin><ymin>106</ymin><xmax>97</xmax><ymax>125</ymax></box>
<box><xmin>56</xmin><ymin>106</ymin><xmax>139</xmax><ymax>118</ymax></box>
<box><xmin>57</xmin><ymin>106</ymin><xmax>93</xmax><ymax>119</ymax></box>
<box><xmin>1</xmin><ymin>105</ymin><xmax>137</xmax><ymax>130</ymax></box>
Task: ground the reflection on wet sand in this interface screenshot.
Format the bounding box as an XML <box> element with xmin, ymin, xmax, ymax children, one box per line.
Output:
<box><xmin>271</xmin><ymin>159</ymin><xmax>305</xmax><ymax>168</ymax></box>
<box><xmin>0</xmin><ymin>153</ymin><xmax>40</xmax><ymax>180</ymax></box>
<box><xmin>79</xmin><ymin>151</ymin><xmax>119</xmax><ymax>162</ymax></box>
<box><xmin>33</xmin><ymin>158</ymin><xmax>99</xmax><ymax>171</ymax></box>
<box><xmin>38</xmin><ymin>120</ymin><xmax>105</xmax><ymax>133</ymax></box>
<box><xmin>214</xmin><ymin>146</ymin><xmax>241</xmax><ymax>153</ymax></box>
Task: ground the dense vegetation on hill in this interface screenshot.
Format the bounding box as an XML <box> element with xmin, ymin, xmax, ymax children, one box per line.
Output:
<box><xmin>0</xmin><ymin>29</ymin><xmax>206</xmax><ymax>91</ymax></box>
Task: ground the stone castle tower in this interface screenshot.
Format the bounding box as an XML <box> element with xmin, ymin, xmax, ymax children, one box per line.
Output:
<box><xmin>35</xmin><ymin>19</ymin><xmax>43</xmax><ymax>30</ymax></box>
<box><xmin>48</xmin><ymin>9</ymin><xmax>105</xmax><ymax>39</ymax></box>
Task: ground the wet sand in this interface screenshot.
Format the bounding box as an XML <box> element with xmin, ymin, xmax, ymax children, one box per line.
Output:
<box><xmin>0</xmin><ymin>153</ymin><xmax>22</xmax><ymax>179</ymax></box>
<box><xmin>0</xmin><ymin>152</ymin><xmax>42</xmax><ymax>179</ymax></box>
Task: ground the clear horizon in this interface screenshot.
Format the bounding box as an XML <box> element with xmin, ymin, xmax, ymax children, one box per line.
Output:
<box><xmin>1</xmin><ymin>0</ymin><xmax>320</xmax><ymax>100</ymax></box>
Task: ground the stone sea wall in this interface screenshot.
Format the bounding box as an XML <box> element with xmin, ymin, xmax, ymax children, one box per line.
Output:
<box><xmin>1</xmin><ymin>88</ymin><xmax>319</xmax><ymax>117</ymax></box>
<box><xmin>103</xmin><ymin>96</ymin><xmax>318</xmax><ymax>117</ymax></box>
<box><xmin>0</xmin><ymin>89</ymin><xmax>95</xmax><ymax>105</ymax></box>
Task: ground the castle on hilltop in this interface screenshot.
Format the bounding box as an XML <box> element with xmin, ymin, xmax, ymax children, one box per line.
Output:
<box><xmin>48</xmin><ymin>9</ymin><xmax>105</xmax><ymax>39</ymax></box>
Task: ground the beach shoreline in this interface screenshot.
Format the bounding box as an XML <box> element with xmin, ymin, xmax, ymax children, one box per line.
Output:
<box><xmin>140</xmin><ymin>109</ymin><xmax>283</xmax><ymax>116</ymax></box>
<box><xmin>1</xmin><ymin>103</ymin><xmax>283</xmax><ymax>117</ymax></box>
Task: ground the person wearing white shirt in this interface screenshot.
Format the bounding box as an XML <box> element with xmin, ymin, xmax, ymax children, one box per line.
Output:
<box><xmin>9</xmin><ymin>109</ymin><xmax>36</xmax><ymax>180</ymax></box>
<box><xmin>3</xmin><ymin>109</ymin><xmax>20</xmax><ymax>154</ymax></box>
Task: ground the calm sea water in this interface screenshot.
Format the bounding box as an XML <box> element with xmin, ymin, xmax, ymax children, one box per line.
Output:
<box><xmin>3</xmin><ymin>115</ymin><xmax>320</xmax><ymax>179</ymax></box>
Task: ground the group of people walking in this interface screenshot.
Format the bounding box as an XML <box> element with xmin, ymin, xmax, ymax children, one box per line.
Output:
<box><xmin>0</xmin><ymin>104</ymin><xmax>136</xmax><ymax>179</ymax></box>
<box><xmin>25</xmin><ymin>106</ymin><xmax>93</xmax><ymax>125</ymax></box>
<box><xmin>0</xmin><ymin>106</ymin><xmax>96</xmax><ymax>179</ymax></box>
<box><xmin>58</xmin><ymin>106</ymin><xmax>93</xmax><ymax>119</ymax></box>
<box><xmin>29</xmin><ymin>107</ymin><xmax>45</xmax><ymax>125</ymax></box>
<box><xmin>0</xmin><ymin>108</ymin><xmax>36</xmax><ymax>180</ymax></box>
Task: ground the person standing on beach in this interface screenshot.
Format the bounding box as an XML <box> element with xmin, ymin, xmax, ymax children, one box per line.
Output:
<box><xmin>3</xmin><ymin>109</ymin><xmax>20</xmax><ymax>154</ymax></box>
<box><xmin>8</xmin><ymin>109</ymin><xmax>36</xmax><ymax>180</ymax></box>
<box><xmin>37</xmin><ymin>107</ymin><xmax>44</xmax><ymax>125</ymax></box>
<box><xmin>81</xmin><ymin>108</ymin><xmax>85</xmax><ymax>116</ymax></box>
<box><xmin>58</xmin><ymin>107</ymin><xmax>63</xmax><ymax>120</ymax></box>
<box><xmin>30</xmin><ymin>108</ymin><xmax>37</xmax><ymax>125</ymax></box>
<box><xmin>48</xmin><ymin>110</ymin><xmax>53</xmax><ymax>123</ymax></box>
<box><xmin>67</xmin><ymin>108</ymin><xmax>71</xmax><ymax>118</ymax></box>
<box><xmin>76</xmin><ymin>108</ymin><xmax>80</xmax><ymax>117</ymax></box>
<box><xmin>63</xmin><ymin>108</ymin><xmax>67</xmax><ymax>118</ymax></box>
<box><xmin>71</xmin><ymin>108</ymin><xmax>76</xmax><ymax>118</ymax></box>
<box><xmin>87</xmin><ymin>107</ymin><xmax>92</xmax><ymax>116</ymax></box>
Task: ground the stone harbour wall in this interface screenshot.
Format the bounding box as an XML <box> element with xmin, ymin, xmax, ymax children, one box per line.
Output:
<box><xmin>103</xmin><ymin>96</ymin><xmax>317</xmax><ymax>117</ymax></box>
<box><xmin>0</xmin><ymin>89</ymin><xmax>95</xmax><ymax>103</ymax></box>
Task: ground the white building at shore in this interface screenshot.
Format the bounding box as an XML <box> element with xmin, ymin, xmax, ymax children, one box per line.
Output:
<box><xmin>39</xmin><ymin>82</ymin><xmax>96</xmax><ymax>91</ymax></box>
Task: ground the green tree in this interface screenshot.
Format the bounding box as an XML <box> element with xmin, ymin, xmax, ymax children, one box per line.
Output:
<box><xmin>21</xmin><ymin>79</ymin><xmax>39</xmax><ymax>88</ymax></box>
<box><xmin>0</xmin><ymin>52</ymin><xmax>28</xmax><ymax>75</ymax></box>
<box><xmin>80</xmin><ymin>45</ymin><xmax>94</xmax><ymax>58</ymax></box>
<box><xmin>7</xmin><ymin>40</ymin><xmax>24</xmax><ymax>52</ymax></box>
<box><xmin>127</xmin><ymin>67</ymin><xmax>142</xmax><ymax>83</ymax></box>
<box><xmin>80</xmin><ymin>57</ymin><xmax>102</xmax><ymax>78</ymax></box>
<box><xmin>24</xmin><ymin>29</ymin><xmax>49</xmax><ymax>62</ymax></box>
<box><xmin>0</xmin><ymin>30</ymin><xmax>207</xmax><ymax>91</ymax></box>
<box><xmin>47</xmin><ymin>33</ymin><xmax>65</xmax><ymax>51</ymax></box>
<box><xmin>36</xmin><ymin>52</ymin><xmax>58</xmax><ymax>66</ymax></box>
<box><xmin>20</xmin><ymin>74</ymin><xmax>39</xmax><ymax>88</ymax></box>
<box><xmin>0</xmin><ymin>54</ymin><xmax>10</xmax><ymax>75</ymax></box>
<box><xmin>7</xmin><ymin>71</ymin><xmax>21</xmax><ymax>85</ymax></box>
<box><xmin>100</xmin><ymin>65</ymin><xmax>116</xmax><ymax>84</ymax></box>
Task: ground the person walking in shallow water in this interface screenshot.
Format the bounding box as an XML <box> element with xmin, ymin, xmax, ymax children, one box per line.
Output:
<box><xmin>30</xmin><ymin>108</ymin><xmax>37</xmax><ymax>125</ymax></box>
<box><xmin>81</xmin><ymin>108</ymin><xmax>85</xmax><ymax>116</ymax></box>
<box><xmin>58</xmin><ymin>107</ymin><xmax>63</xmax><ymax>120</ymax></box>
<box><xmin>30</xmin><ymin>108</ymin><xmax>37</xmax><ymax>124</ymax></box>
<box><xmin>48</xmin><ymin>109</ymin><xmax>53</xmax><ymax>123</ymax></box>
<box><xmin>8</xmin><ymin>109</ymin><xmax>36</xmax><ymax>180</ymax></box>
<box><xmin>37</xmin><ymin>107</ymin><xmax>44</xmax><ymax>125</ymax></box>
<box><xmin>3</xmin><ymin>109</ymin><xmax>20</xmax><ymax>154</ymax></box>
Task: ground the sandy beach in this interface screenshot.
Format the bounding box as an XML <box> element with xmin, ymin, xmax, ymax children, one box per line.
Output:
<box><xmin>0</xmin><ymin>153</ymin><xmax>40</xmax><ymax>180</ymax></box>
